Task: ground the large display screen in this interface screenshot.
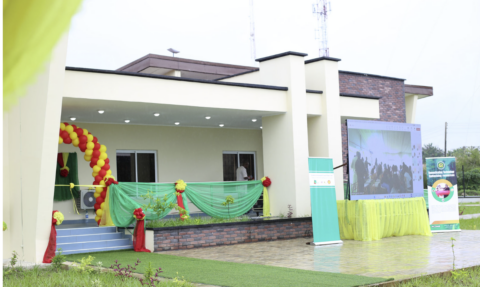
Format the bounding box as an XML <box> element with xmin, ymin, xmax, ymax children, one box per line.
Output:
<box><xmin>347</xmin><ymin>120</ymin><xmax>423</xmax><ymax>200</ymax></box>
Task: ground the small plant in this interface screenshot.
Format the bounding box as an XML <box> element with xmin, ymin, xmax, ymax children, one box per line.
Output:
<box><xmin>73</xmin><ymin>255</ymin><xmax>95</xmax><ymax>274</ymax></box>
<box><xmin>450</xmin><ymin>237</ymin><xmax>456</xmax><ymax>270</ymax></box>
<box><xmin>141</xmin><ymin>191</ymin><xmax>188</xmax><ymax>218</ymax></box>
<box><xmin>91</xmin><ymin>278</ymin><xmax>103</xmax><ymax>287</ymax></box>
<box><xmin>51</xmin><ymin>248</ymin><xmax>67</xmax><ymax>271</ymax></box>
<box><xmin>140</xmin><ymin>261</ymin><xmax>163</xmax><ymax>286</ymax></box>
<box><xmin>111</xmin><ymin>259</ymin><xmax>163</xmax><ymax>286</ymax></box>
<box><xmin>110</xmin><ymin>259</ymin><xmax>138</xmax><ymax>280</ymax></box>
<box><xmin>287</xmin><ymin>205</ymin><xmax>293</xmax><ymax>218</ymax></box>
<box><xmin>222</xmin><ymin>195</ymin><xmax>235</xmax><ymax>219</ymax></box>
<box><xmin>9</xmin><ymin>250</ymin><xmax>18</xmax><ymax>268</ymax></box>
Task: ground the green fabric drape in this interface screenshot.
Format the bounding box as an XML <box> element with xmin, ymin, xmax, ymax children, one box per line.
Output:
<box><xmin>109</xmin><ymin>181</ymin><xmax>264</xmax><ymax>227</ymax></box>
<box><xmin>54</xmin><ymin>153</ymin><xmax>80</xmax><ymax>201</ymax></box>
<box><xmin>3</xmin><ymin>0</ymin><xmax>83</xmax><ymax>110</ymax></box>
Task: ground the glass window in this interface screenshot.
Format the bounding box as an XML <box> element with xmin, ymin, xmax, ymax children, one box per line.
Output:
<box><xmin>116</xmin><ymin>150</ymin><xmax>157</xmax><ymax>182</ymax></box>
<box><xmin>222</xmin><ymin>152</ymin><xmax>256</xmax><ymax>181</ymax></box>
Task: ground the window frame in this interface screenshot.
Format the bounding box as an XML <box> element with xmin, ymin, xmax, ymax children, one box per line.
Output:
<box><xmin>223</xmin><ymin>151</ymin><xmax>257</xmax><ymax>180</ymax></box>
<box><xmin>116</xmin><ymin>150</ymin><xmax>158</xmax><ymax>182</ymax></box>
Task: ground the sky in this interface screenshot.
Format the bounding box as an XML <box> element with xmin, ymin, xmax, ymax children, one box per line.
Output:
<box><xmin>66</xmin><ymin>0</ymin><xmax>480</xmax><ymax>150</ymax></box>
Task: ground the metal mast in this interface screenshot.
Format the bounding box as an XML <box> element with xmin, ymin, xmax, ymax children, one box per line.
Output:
<box><xmin>312</xmin><ymin>0</ymin><xmax>331</xmax><ymax>57</ymax></box>
<box><xmin>249</xmin><ymin>0</ymin><xmax>256</xmax><ymax>61</ymax></box>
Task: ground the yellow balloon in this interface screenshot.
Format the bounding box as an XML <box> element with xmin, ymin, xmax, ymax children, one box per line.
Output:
<box><xmin>92</xmin><ymin>172</ymin><xmax>98</xmax><ymax>177</ymax></box>
<box><xmin>83</xmin><ymin>128</ymin><xmax>89</xmax><ymax>135</ymax></box>
<box><xmin>95</xmin><ymin>187</ymin><xmax>103</xmax><ymax>193</ymax></box>
<box><xmin>95</xmin><ymin>216</ymin><xmax>100</xmax><ymax>222</ymax></box>
<box><xmin>97</xmin><ymin>159</ymin><xmax>105</xmax><ymax>167</ymax></box>
<box><xmin>99</xmin><ymin>180</ymin><xmax>105</xmax><ymax>186</ymax></box>
<box><xmin>58</xmin><ymin>137</ymin><xmax>63</xmax><ymax>144</ymax></box>
<box><xmin>60</xmin><ymin>123</ymin><xmax>66</xmax><ymax>131</ymax></box>
<box><xmin>93</xmin><ymin>165</ymin><xmax>101</xmax><ymax>172</ymax></box>
<box><xmin>86</xmin><ymin>142</ymin><xmax>94</xmax><ymax>149</ymax></box>
<box><xmin>99</xmin><ymin>152</ymin><xmax>107</xmax><ymax>160</ymax></box>
<box><xmin>84</xmin><ymin>155</ymin><xmax>92</xmax><ymax>161</ymax></box>
<box><xmin>87</xmin><ymin>134</ymin><xmax>94</xmax><ymax>143</ymax></box>
<box><xmin>99</xmin><ymin>145</ymin><xmax>107</xmax><ymax>152</ymax></box>
<box><xmin>70</xmin><ymin>132</ymin><xmax>78</xmax><ymax>140</ymax></box>
<box><xmin>94</xmin><ymin>192</ymin><xmax>100</xmax><ymax>198</ymax></box>
<box><xmin>72</xmin><ymin>140</ymin><xmax>79</xmax><ymax>147</ymax></box>
<box><xmin>106</xmin><ymin>170</ymin><xmax>112</xmax><ymax>176</ymax></box>
<box><xmin>100</xmin><ymin>202</ymin><xmax>105</xmax><ymax>210</ymax></box>
<box><xmin>85</xmin><ymin>149</ymin><xmax>93</xmax><ymax>156</ymax></box>
<box><xmin>65</xmin><ymin>125</ymin><xmax>74</xmax><ymax>134</ymax></box>
<box><xmin>96</xmin><ymin>209</ymin><xmax>103</xmax><ymax>217</ymax></box>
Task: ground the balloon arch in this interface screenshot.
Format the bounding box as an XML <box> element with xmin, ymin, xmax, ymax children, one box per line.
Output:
<box><xmin>58</xmin><ymin>122</ymin><xmax>113</xmax><ymax>225</ymax></box>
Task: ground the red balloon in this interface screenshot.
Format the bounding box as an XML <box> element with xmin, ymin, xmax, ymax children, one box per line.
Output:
<box><xmin>75</xmin><ymin>128</ymin><xmax>84</xmax><ymax>136</ymax></box>
<box><xmin>63</xmin><ymin>122</ymin><xmax>69</xmax><ymax>126</ymax></box>
<box><xmin>95</xmin><ymin>175</ymin><xmax>103</xmax><ymax>182</ymax></box>
<box><xmin>103</xmin><ymin>187</ymin><xmax>108</xmax><ymax>192</ymax></box>
<box><xmin>60</xmin><ymin>131</ymin><xmax>69</xmax><ymax>138</ymax></box>
<box><xmin>101</xmin><ymin>191</ymin><xmax>106</xmax><ymax>198</ymax></box>
<box><xmin>105</xmin><ymin>158</ymin><xmax>110</xmax><ymax>164</ymax></box>
<box><xmin>79</xmin><ymin>143</ymin><xmax>87</xmax><ymax>151</ymax></box>
<box><xmin>80</xmin><ymin>147</ymin><xmax>86</xmax><ymax>152</ymax></box>
<box><xmin>79</xmin><ymin>135</ymin><xmax>87</xmax><ymax>143</ymax></box>
<box><xmin>92</xmin><ymin>150</ymin><xmax>100</xmax><ymax>158</ymax></box>
<box><xmin>91</xmin><ymin>158</ymin><xmax>99</xmax><ymax>165</ymax></box>
<box><xmin>96</xmin><ymin>197</ymin><xmax>104</xmax><ymax>204</ymax></box>
<box><xmin>94</xmin><ymin>203</ymin><xmax>100</xmax><ymax>210</ymax></box>
<box><xmin>93</xmin><ymin>181</ymin><xmax>99</xmax><ymax>185</ymax></box>
<box><xmin>71</xmin><ymin>125</ymin><xmax>78</xmax><ymax>130</ymax></box>
<box><xmin>94</xmin><ymin>143</ymin><xmax>100</xmax><ymax>150</ymax></box>
<box><xmin>64</xmin><ymin>137</ymin><xmax>72</xmax><ymax>144</ymax></box>
<box><xmin>90</xmin><ymin>162</ymin><xmax>95</xmax><ymax>168</ymax></box>
<box><xmin>98</xmin><ymin>169</ymin><xmax>106</xmax><ymax>177</ymax></box>
<box><xmin>92</xmin><ymin>137</ymin><xmax>98</xmax><ymax>144</ymax></box>
<box><xmin>102</xmin><ymin>164</ymin><xmax>110</xmax><ymax>171</ymax></box>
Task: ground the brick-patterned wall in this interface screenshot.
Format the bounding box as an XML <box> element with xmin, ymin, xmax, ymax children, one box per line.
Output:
<box><xmin>339</xmin><ymin>72</ymin><xmax>406</xmax><ymax>181</ymax></box>
<box><xmin>153</xmin><ymin>218</ymin><xmax>312</xmax><ymax>251</ymax></box>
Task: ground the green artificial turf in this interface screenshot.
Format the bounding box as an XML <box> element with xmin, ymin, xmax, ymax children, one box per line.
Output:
<box><xmin>66</xmin><ymin>250</ymin><xmax>392</xmax><ymax>287</ymax></box>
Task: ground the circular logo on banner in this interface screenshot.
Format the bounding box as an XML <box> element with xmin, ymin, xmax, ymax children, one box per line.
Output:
<box><xmin>327</xmin><ymin>180</ymin><xmax>331</xmax><ymax>185</ymax></box>
<box><xmin>431</xmin><ymin>179</ymin><xmax>454</xmax><ymax>202</ymax></box>
<box><xmin>437</xmin><ymin>161</ymin><xmax>446</xmax><ymax>170</ymax></box>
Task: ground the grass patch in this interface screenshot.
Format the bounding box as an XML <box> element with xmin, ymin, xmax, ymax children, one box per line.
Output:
<box><xmin>66</xmin><ymin>250</ymin><xmax>392</xmax><ymax>287</ymax></box>
<box><xmin>146</xmin><ymin>215</ymin><xmax>251</xmax><ymax>228</ymax></box>
<box><xmin>3</xmin><ymin>266</ymin><xmax>191</xmax><ymax>287</ymax></box>
<box><xmin>399</xmin><ymin>266</ymin><xmax>480</xmax><ymax>286</ymax></box>
<box><xmin>460</xmin><ymin>216</ymin><xmax>480</xmax><ymax>230</ymax></box>
<box><xmin>459</xmin><ymin>206</ymin><xmax>480</xmax><ymax>215</ymax></box>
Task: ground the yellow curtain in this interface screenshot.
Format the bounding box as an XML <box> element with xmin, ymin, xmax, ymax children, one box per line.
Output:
<box><xmin>3</xmin><ymin>0</ymin><xmax>82</xmax><ymax>110</ymax></box>
<box><xmin>337</xmin><ymin>197</ymin><xmax>432</xmax><ymax>241</ymax></box>
<box><xmin>99</xmin><ymin>186</ymin><xmax>115</xmax><ymax>227</ymax></box>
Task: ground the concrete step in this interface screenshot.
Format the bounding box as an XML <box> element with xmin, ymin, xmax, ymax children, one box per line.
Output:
<box><xmin>57</xmin><ymin>226</ymin><xmax>117</xmax><ymax>236</ymax></box>
<box><xmin>57</xmin><ymin>238</ymin><xmax>132</xmax><ymax>252</ymax></box>
<box><xmin>58</xmin><ymin>245</ymin><xmax>133</xmax><ymax>255</ymax></box>
<box><xmin>57</xmin><ymin>232</ymin><xmax>124</xmax><ymax>244</ymax></box>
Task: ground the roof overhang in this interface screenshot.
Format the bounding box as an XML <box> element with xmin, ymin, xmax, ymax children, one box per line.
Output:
<box><xmin>405</xmin><ymin>84</ymin><xmax>433</xmax><ymax>99</ymax></box>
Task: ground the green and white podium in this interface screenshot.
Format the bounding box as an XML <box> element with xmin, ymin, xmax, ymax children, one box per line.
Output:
<box><xmin>308</xmin><ymin>157</ymin><xmax>342</xmax><ymax>246</ymax></box>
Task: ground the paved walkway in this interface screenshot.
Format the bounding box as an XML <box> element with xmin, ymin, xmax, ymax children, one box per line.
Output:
<box><xmin>158</xmin><ymin>230</ymin><xmax>480</xmax><ymax>281</ymax></box>
<box><xmin>460</xmin><ymin>213</ymin><xmax>480</xmax><ymax>219</ymax></box>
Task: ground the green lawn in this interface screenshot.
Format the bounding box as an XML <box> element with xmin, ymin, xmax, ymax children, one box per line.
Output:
<box><xmin>66</xmin><ymin>250</ymin><xmax>392</xmax><ymax>287</ymax></box>
<box><xmin>459</xmin><ymin>206</ymin><xmax>480</xmax><ymax>215</ymax></box>
<box><xmin>460</xmin><ymin>216</ymin><xmax>480</xmax><ymax>230</ymax></box>
<box><xmin>399</xmin><ymin>266</ymin><xmax>480</xmax><ymax>287</ymax></box>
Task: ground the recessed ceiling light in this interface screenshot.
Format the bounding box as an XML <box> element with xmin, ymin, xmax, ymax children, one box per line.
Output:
<box><xmin>70</xmin><ymin>117</ymin><xmax>76</xmax><ymax>121</ymax></box>
<box><xmin>175</xmin><ymin>122</ymin><xmax>180</xmax><ymax>125</ymax></box>
<box><xmin>260</xmin><ymin>126</ymin><xmax>262</xmax><ymax>129</ymax></box>
<box><xmin>205</xmin><ymin>116</ymin><xmax>211</xmax><ymax>120</ymax></box>
<box><xmin>252</xmin><ymin>119</ymin><xmax>257</xmax><ymax>122</ymax></box>
<box><xmin>98</xmin><ymin>110</ymin><xmax>105</xmax><ymax>114</ymax></box>
<box><xmin>154</xmin><ymin>113</ymin><xmax>160</xmax><ymax>117</ymax></box>
<box><xmin>124</xmin><ymin>119</ymin><xmax>130</xmax><ymax>123</ymax></box>
<box><xmin>219</xmin><ymin>124</ymin><xmax>224</xmax><ymax>127</ymax></box>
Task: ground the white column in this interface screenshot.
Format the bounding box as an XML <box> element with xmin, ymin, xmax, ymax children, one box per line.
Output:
<box><xmin>3</xmin><ymin>35</ymin><xmax>68</xmax><ymax>262</ymax></box>
<box><xmin>305</xmin><ymin>58</ymin><xmax>344</xmax><ymax>200</ymax></box>
<box><xmin>405</xmin><ymin>95</ymin><xmax>418</xmax><ymax>123</ymax></box>
<box><xmin>259</xmin><ymin>53</ymin><xmax>311</xmax><ymax>217</ymax></box>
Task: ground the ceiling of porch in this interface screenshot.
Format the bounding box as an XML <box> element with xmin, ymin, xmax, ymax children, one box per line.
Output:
<box><xmin>61</xmin><ymin>98</ymin><xmax>285</xmax><ymax>129</ymax></box>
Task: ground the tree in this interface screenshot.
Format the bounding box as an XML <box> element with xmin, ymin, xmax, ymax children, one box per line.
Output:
<box><xmin>449</xmin><ymin>146</ymin><xmax>480</xmax><ymax>172</ymax></box>
<box><xmin>422</xmin><ymin>143</ymin><xmax>444</xmax><ymax>163</ymax></box>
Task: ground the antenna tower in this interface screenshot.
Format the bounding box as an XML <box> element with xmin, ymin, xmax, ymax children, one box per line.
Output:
<box><xmin>249</xmin><ymin>0</ymin><xmax>256</xmax><ymax>61</ymax></box>
<box><xmin>312</xmin><ymin>0</ymin><xmax>331</xmax><ymax>57</ymax></box>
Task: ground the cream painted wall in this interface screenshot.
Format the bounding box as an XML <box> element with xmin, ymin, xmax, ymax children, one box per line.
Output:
<box><xmin>405</xmin><ymin>95</ymin><xmax>418</xmax><ymax>123</ymax></box>
<box><xmin>54</xmin><ymin>123</ymin><xmax>264</xmax><ymax>220</ymax></box>
<box><xmin>3</xmin><ymin>35</ymin><xmax>69</xmax><ymax>262</ymax></box>
<box><xmin>219</xmin><ymin>71</ymin><xmax>261</xmax><ymax>85</ymax></box>
<box><xmin>306</xmin><ymin>93</ymin><xmax>322</xmax><ymax>116</ymax></box>
<box><xmin>339</xmin><ymin>97</ymin><xmax>380</xmax><ymax>119</ymax></box>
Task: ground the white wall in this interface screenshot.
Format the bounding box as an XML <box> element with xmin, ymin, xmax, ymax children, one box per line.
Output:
<box><xmin>55</xmin><ymin>123</ymin><xmax>264</xmax><ymax>220</ymax></box>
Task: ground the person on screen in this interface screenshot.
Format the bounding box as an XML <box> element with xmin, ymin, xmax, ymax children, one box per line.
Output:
<box><xmin>404</xmin><ymin>169</ymin><xmax>412</xmax><ymax>191</ymax></box>
<box><xmin>364</xmin><ymin>157</ymin><xmax>371</xmax><ymax>177</ymax></box>
<box><xmin>236</xmin><ymin>162</ymin><xmax>252</xmax><ymax>181</ymax></box>
<box><xmin>351</xmin><ymin>152</ymin><xmax>360</xmax><ymax>193</ymax></box>
<box><xmin>355</xmin><ymin>154</ymin><xmax>367</xmax><ymax>194</ymax></box>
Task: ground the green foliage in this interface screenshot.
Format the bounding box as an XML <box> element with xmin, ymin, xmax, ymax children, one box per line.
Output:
<box><xmin>144</xmin><ymin>261</ymin><xmax>155</xmax><ymax>282</ymax></box>
<box><xmin>51</xmin><ymin>248</ymin><xmax>67</xmax><ymax>271</ymax></box>
<box><xmin>460</xmin><ymin>216</ymin><xmax>480</xmax><ymax>230</ymax></box>
<box><xmin>222</xmin><ymin>195</ymin><xmax>235</xmax><ymax>219</ymax></box>
<box><xmin>3</xmin><ymin>251</ymin><xmax>20</xmax><ymax>276</ymax></box>
<box><xmin>73</xmin><ymin>255</ymin><xmax>96</xmax><ymax>274</ymax></box>
<box><xmin>141</xmin><ymin>191</ymin><xmax>188</xmax><ymax>219</ymax></box>
<box><xmin>422</xmin><ymin>143</ymin><xmax>445</xmax><ymax>163</ymax></box>
<box><xmin>400</xmin><ymin>266</ymin><xmax>480</xmax><ymax>287</ymax></box>
<box><xmin>146</xmin><ymin>215</ymin><xmax>250</xmax><ymax>228</ymax></box>
<box><xmin>451</xmin><ymin>237</ymin><xmax>456</xmax><ymax>270</ymax></box>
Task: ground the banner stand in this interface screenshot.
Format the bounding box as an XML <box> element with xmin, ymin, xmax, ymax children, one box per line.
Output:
<box><xmin>309</xmin><ymin>157</ymin><xmax>343</xmax><ymax>246</ymax></box>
